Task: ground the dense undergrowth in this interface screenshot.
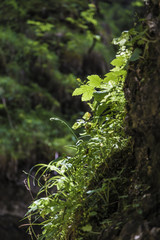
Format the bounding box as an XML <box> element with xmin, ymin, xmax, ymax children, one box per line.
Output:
<box><xmin>25</xmin><ymin>26</ymin><xmax>146</xmax><ymax>239</ymax></box>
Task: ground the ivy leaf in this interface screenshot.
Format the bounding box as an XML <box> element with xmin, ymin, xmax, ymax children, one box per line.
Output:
<box><xmin>81</xmin><ymin>224</ymin><xmax>92</xmax><ymax>232</ymax></box>
<box><xmin>81</xmin><ymin>88</ymin><xmax>94</xmax><ymax>101</ymax></box>
<box><xmin>72</xmin><ymin>75</ymin><xmax>102</xmax><ymax>101</ymax></box>
<box><xmin>87</xmin><ymin>75</ymin><xmax>102</xmax><ymax>87</ymax></box>
<box><xmin>104</xmin><ymin>72</ymin><xmax>116</xmax><ymax>82</ymax></box>
<box><xmin>111</xmin><ymin>55</ymin><xmax>126</xmax><ymax>68</ymax></box>
<box><xmin>130</xmin><ymin>48</ymin><xmax>142</xmax><ymax>61</ymax></box>
<box><xmin>104</xmin><ymin>70</ymin><xmax>127</xmax><ymax>83</ymax></box>
<box><xmin>72</xmin><ymin>85</ymin><xmax>94</xmax><ymax>101</ymax></box>
<box><xmin>72</xmin><ymin>86</ymin><xmax>85</xmax><ymax>96</ymax></box>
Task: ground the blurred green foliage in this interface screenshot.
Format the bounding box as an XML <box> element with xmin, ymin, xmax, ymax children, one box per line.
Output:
<box><xmin>0</xmin><ymin>0</ymin><xmax>142</xmax><ymax>176</ymax></box>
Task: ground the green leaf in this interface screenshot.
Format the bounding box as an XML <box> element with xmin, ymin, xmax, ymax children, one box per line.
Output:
<box><xmin>72</xmin><ymin>86</ymin><xmax>85</xmax><ymax>96</ymax></box>
<box><xmin>87</xmin><ymin>75</ymin><xmax>102</xmax><ymax>87</ymax></box>
<box><xmin>82</xmin><ymin>112</ymin><xmax>91</xmax><ymax>120</ymax></box>
<box><xmin>72</xmin><ymin>119</ymin><xmax>85</xmax><ymax>130</ymax></box>
<box><xmin>81</xmin><ymin>224</ymin><xmax>92</xmax><ymax>232</ymax></box>
<box><xmin>104</xmin><ymin>72</ymin><xmax>116</xmax><ymax>82</ymax></box>
<box><xmin>82</xmin><ymin>89</ymin><xmax>94</xmax><ymax>101</ymax></box>
<box><xmin>96</xmin><ymin>102</ymin><xmax>108</xmax><ymax>115</ymax></box>
<box><xmin>73</xmin><ymin>85</ymin><xmax>94</xmax><ymax>101</ymax></box>
<box><xmin>130</xmin><ymin>48</ymin><xmax>142</xmax><ymax>61</ymax></box>
<box><xmin>89</xmin><ymin>211</ymin><xmax>97</xmax><ymax>216</ymax></box>
<box><xmin>104</xmin><ymin>70</ymin><xmax>127</xmax><ymax>83</ymax></box>
<box><xmin>111</xmin><ymin>55</ymin><xmax>126</xmax><ymax>67</ymax></box>
<box><xmin>93</xmin><ymin>90</ymin><xmax>108</xmax><ymax>102</ymax></box>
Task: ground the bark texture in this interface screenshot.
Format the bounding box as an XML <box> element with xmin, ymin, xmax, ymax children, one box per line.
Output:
<box><xmin>125</xmin><ymin>0</ymin><xmax>160</xmax><ymax>189</ymax></box>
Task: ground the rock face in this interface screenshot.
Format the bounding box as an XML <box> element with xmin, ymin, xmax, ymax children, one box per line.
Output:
<box><xmin>98</xmin><ymin>1</ymin><xmax>160</xmax><ymax>239</ymax></box>
<box><xmin>124</xmin><ymin>0</ymin><xmax>160</xmax><ymax>189</ymax></box>
<box><xmin>114</xmin><ymin>0</ymin><xmax>160</xmax><ymax>239</ymax></box>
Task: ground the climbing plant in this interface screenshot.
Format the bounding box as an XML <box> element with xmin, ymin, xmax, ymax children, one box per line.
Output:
<box><xmin>24</xmin><ymin>27</ymin><xmax>145</xmax><ymax>239</ymax></box>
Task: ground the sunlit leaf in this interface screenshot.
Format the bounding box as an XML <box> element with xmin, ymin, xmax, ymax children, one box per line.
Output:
<box><xmin>87</xmin><ymin>75</ymin><xmax>102</xmax><ymax>87</ymax></box>
<box><xmin>82</xmin><ymin>112</ymin><xmax>91</xmax><ymax>120</ymax></box>
<box><xmin>73</xmin><ymin>85</ymin><xmax>94</xmax><ymax>101</ymax></box>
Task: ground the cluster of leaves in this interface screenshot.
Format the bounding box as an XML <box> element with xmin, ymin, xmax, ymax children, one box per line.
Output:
<box><xmin>25</xmin><ymin>29</ymin><xmax>141</xmax><ymax>239</ymax></box>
